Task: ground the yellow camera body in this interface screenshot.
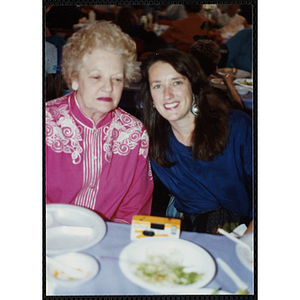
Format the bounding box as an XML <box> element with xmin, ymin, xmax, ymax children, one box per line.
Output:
<box><xmin>130</xmin><ymin>215</ymin><xmax>181</xmax><ymax>240</ymax></box>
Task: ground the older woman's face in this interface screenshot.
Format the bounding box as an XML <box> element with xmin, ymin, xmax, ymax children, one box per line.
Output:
<box><xmin>149</xmin><ymin>61</ymin><xmax>194</xmax><ymax>125</ymax></box>
<box><xmin>73</xmin><ymin>48</ymin><xmax>124</xmax><ymax>123</ymax></box>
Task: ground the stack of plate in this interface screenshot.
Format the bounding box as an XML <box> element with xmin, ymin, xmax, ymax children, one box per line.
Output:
<box><xmin>46</xmin><ymin>204</ymin><xmax>107</xmax><ymax>289</ymax></box>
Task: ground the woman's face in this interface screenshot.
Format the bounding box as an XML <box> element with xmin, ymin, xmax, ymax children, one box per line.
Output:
<box><xmin>148</xmin><ymin>61</ymin><xmax>194</xmax><ymax>125</ymax></box>
<box><xmin>73</xmin><ymin>48</ymin><xmax>125</xmax><ymax>123</ymax></box>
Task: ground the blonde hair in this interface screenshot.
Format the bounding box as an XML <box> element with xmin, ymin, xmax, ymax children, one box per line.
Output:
<box><xmin>61</xmin><ymin>20</ymin><xmax>137</xmax><ymax>89</ymax></box>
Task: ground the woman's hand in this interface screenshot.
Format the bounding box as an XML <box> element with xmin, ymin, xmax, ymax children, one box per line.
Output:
<box><xmin>222</xmin><ymin>69</ymin><xmax>235</xmax><ymax>89</ymax></box>
<box><xmin>222</xmin><ymin>70</ymin><xmax>244</xmax><ymax>109</ymax></box>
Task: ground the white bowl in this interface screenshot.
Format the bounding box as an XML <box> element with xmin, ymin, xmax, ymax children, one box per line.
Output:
<box><xmin>234</xmin><ymin>78</ymin><xmax>253</xmax><ymax>89</ymax></box>
<box><xmin>235</xmin><ymin>85</ymin><xmax>250</xmax><ymax>95</ymax></box>
<box><xmin>47</xmin><ymin>252</ymin><xmax>99</xmax><ymax>286</ymax></box>
<box><xmin>211</xmin><ymin>78</ymin><xmax>224</xmax><ymax>85</ymax></box>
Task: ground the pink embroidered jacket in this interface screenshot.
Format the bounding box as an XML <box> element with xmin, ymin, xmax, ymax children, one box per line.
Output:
<box><xmin>46</xmin><ymin>92</ymin><xmax>153</xmax><ymax>224</ymax></box>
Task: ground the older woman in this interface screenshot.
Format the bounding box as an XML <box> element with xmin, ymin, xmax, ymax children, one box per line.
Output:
<box><xmin>137</xmin><ymin>49</ymin><xmax>252</xmax><ymax>233</ymax></box>
<box><xmin>46</xmin><ymin>21</ymin><xmax>153</xmax><ymax>224</ymax></box>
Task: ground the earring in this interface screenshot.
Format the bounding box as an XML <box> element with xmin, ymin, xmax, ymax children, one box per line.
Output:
<box><xmin>153</xmin><ymin>102</ymin><xmax>156</xmax><ymax>108</ymax></box>
<box><xmin>190</xmin><ymin>94</ymin><xmax>199</xmax><ymax>116</ymax></box>
<box><xmin>72</xmin><ymin>81</ymin><xmax>78</xmax><ymax>91</ymax></box>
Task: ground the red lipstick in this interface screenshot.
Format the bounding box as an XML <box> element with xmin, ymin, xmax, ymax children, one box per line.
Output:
<box><xmin>97</xmin><ymin>97</ymin><xmax>113</xmax><ymax>102</ymax></box>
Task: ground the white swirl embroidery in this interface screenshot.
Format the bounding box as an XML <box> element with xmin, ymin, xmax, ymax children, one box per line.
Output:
<box><xmin>46</xmin><ymin>104</ymin><xmax>83</xmax><ymax>164</ymax></box>
<box><xmin>103</xmin><ymin>110</ymin><xmax>149</xmax><ymax>163</ymax></box>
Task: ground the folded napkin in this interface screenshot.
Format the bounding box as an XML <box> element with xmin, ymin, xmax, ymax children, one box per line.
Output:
<box><xmin>230</xmin><ymin>224</ymin><xmax>247</xmax><ymax>238</ymax></box>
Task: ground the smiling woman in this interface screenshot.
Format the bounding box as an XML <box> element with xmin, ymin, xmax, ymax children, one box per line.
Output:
<box><xmin>148</xmin><ymin>61</ymin><xmax>194</xmax><ymax>145</ymax></box>
<box><xmin>46</xmin><ymin>21</ymin><xmax>154</xmax><ymax>224</ymax></box>
<box><xmin>137</xmin><ymin>49</ymin><xmax>253</xmax><ymax>234</ymax></box>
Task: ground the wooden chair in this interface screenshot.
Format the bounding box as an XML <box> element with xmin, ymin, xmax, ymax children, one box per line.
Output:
<box><xmin>132</xmin><ymin>37</ymin><xmax>146</xmax><ymax>60</ymax></box>
<box><xmin>132</xmin><ymin>37</ymin><xmax>146</xmax><ymax>53</ymax></box>
<box><xmin>138</xmin><ymin>51</ymin><xmax>154</xmax><ymax>62</ymax></box>
<box><xmin>103</xmin><ymin>12</ymin><xmax>115</xmax><ymax>21</ymax></box>
<box><xmin>173</xmin><ymin>43</ymin><xmax>192</xmax><ymax>53</ymax></box>
<box><xmin>157</xmin><ymin>19</ymin><xmax>173</xmax><ymax>26</ymax></box>
<box><xmin>48</xmin><ymin>28</ymin><xmax>76</xmax><ymax>40</ymax></box>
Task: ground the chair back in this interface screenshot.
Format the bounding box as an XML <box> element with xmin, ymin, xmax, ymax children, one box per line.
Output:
<box><xmin>138</xmin><ymin>51</ymin><xmax>155</xmax><ymax>62</ymax></box>
<box><xmin>48</xmin><ymin>28</ymin><xmax>76</xmax><ymax>40</ymax></box>
<box><xmin>103</xmin><ymin>12</ymin><xmax>115</xmax><ymax>21</ymax></box>
<box><xmin>132</xmin><ymin>37</ymin><xmax>146</xmax><ymax>59</ymax></box>
<box><xmin>173</xmin><ymin>43</ymin><xmax>192</xmax><ymax>53</ymax></box>
<box><xmin>132</xmin><ymin>37</ymin><xmax>146</xmax><ymax>53</ymax></box>
<box><xmin>157</xmin><ymin>19</ymin><xmax>174</xmax><ymax>26</ymax></box>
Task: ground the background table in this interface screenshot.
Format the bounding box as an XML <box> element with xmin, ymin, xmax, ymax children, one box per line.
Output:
<box><xmin>47</xmin><ymin>221</ymin><xmax>254</xmax><ymax>295</ymax></box>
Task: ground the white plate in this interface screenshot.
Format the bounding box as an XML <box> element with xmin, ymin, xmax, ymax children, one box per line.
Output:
<box><xmin>217</xmin><ymin>68</ymin><xmax>251</xmax><ymax>78</ymax></box>
<box><xmin>47</xmin><ymin>252</ymin><xmax>99</xmax><ymax>287</ymax></box>
<box><xmin>46</xmin><ymin>204</ymin><xmax>106</xmax><ymax>255</ymax></box>
<box><xmin>119</xmin><ymin>238</ymin><xmax>216</xmax><ymax>294</ymax></box>
<box><xmin>236</xmin><ymin>232</ymin><xmax>253</xmax><ymax>272</ymax></box>
<box><xmin>234</xmin><ymin>78</ymin><xmax>253</xmax><ymax>89</ymax></box>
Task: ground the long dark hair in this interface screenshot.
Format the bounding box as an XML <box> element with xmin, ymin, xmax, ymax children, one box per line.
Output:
<box><xmin>137</xmin><ymin>49</ymin><xmax>229</xmax><ymax>168</ymax></box>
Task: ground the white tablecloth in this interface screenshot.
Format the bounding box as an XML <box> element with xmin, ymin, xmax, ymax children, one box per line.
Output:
<box><xmin>47</xmin><ymin>221</ymin><xmax>254</xmax><ymax>296</ymax></box>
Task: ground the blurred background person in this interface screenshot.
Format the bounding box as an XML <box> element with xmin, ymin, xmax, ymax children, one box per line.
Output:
<box><xmin>190</xmin><ymin>39</ymin><xmax>221</xmax><ymax>77</ymax></box>
<box><xmin>115</xmin><ymin>6</ymin><xmax>167</xmax><ymax>53</ymax></box>
<box><xmin>160</xmin><ymin>5</ymin><xmax>223</xmax><ymax>46</ymax></box>
<box><xmin>165</xmin><ymin>4</ymin><xmax>187</xmax><ymax>20</ymax></box>
<box><xmin>45</xmin><ymin>41</ymin><xmax>64</xmax><ymax>102</ymax></box>
<box><xmin>190</xmin><ymin>39</ymin><xmax>244</xmax><ymax>110</ymax></box>
<box><xmin>92</xmin><ymin>4</ymin><xmax>117</xmax><ymax>13</ymax></box>
<box><xmin>199</xmin><ymin>4</ymin><xmax>221</xmax><ymax>22</ymax></box>
<box><xmin>45</xmin><ymin>30</ymin><xmax>68</xmax><ymax>101</ymax></box>
<box><xmin>239</xmin><ymin>4</ymin><xmax>252</xmax><ymax>26</ymax></box>
<box><xmin>219</xmin><ymin>28</ymin><xmax>253</xmax><ymax>73</ymax></box>
<box><xmin>218</xmin><ymin>4</ymin><xmax>248</xmax><ymax>37</ymax></box>
<box><xmin>46</xmin><ymin>21</ymin><xmax>153</xmax><ymax>224</ymax></box>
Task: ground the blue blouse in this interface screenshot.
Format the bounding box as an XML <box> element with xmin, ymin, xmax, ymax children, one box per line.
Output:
<box><xmin>151</xmin><ymin>109</ymin><xmax>253</xmax><ymax>218</ymax></box>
